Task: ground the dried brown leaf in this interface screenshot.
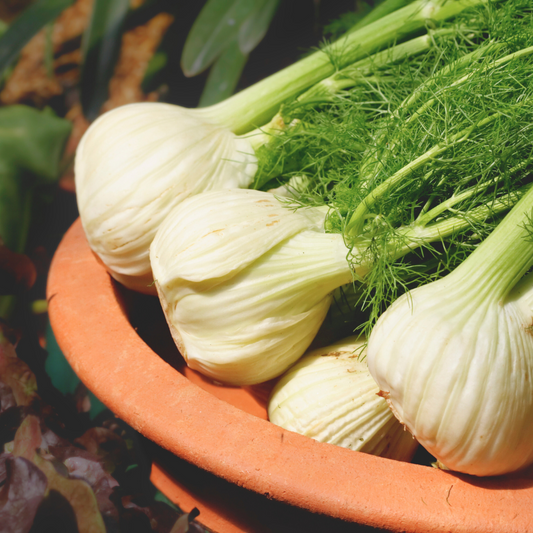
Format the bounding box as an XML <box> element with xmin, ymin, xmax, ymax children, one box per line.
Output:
<box><xmin>0</xmin><ymin>456</ymin><xmax>48</xmax><ymax>533</ymax></box>
<box><xmin>33</xmin><ymin>452</ymin><xmax>107</xmax><ymax>533</ymax></box>
<box><xmin>0</xmin><ymin>244</ymin><xmax>37</xmax><ymax>294</ymax></box>
<box><xmin>0</xmin><ymin>0</ymin><xmax>93</xmax><ymax>106</ymax></box>
<box><xmin>0</xmin><ymin>331</ymin><xmax>38</xmax><ymax>407</ymax></box>
<box><xmin>12</xmin><ymin>414</ymin><xmax>42</xmax><ymax>461</ymax></box>
<box><xmin>102</xmin><ymin>12</ymin><xmax>174</xmax><ymax>111</ymax></box>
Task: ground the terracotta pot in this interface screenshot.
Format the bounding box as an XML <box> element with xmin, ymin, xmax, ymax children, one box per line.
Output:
<box><xmin>48</xmin><ymin>219</ymin><xmax>533</xmax><ymax>533</ymax></box>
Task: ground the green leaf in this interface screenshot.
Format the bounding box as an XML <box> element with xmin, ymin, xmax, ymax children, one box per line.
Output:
<box><xmin>44</xmin><ymin>322</ymin><xmax>107</xmax><ymax>419</ymax></box>
<box><xmin>80</xmin><ymin>0</ymin><xmax>130</xmax><ymax>121</ymax></box>
<box><xmin>238</xmin><ymin>0</ymin><xmax>279</xmax><ymax>55</ymax></box>
<box><xmin>44</xmin><ymin>22</ymin><xmax>54</xmax><ymax>78</ymax></box>
<box><xmin>0</xmin><ymin>106</ymin><xmax>70</xmax><ymax>251</ymax></box>
<box><xmin>0</xmin><ymin>106</ymin><xmax>71</xmax><ymax>182</ymax></box>
<box><xmin>0</xmin><ymin>164</ymin><xmax>24</xmax><ymax>252</ymax></box>
<box><xmin>198</xmin><ymin>38</ymin><xmax>248</xmax><ymax>107</ymax></box>
<box><xmin>349</xmin><ymin>0</ymin><xmax>417</xmax><ymax>33</ymax></box>
<box><xmin>181</xmin><ymin>0</ymin><xmax>263</xmax><ymax>77</ymax></box>
<box><xmin>141</xmin><ymin>50</ymin><xmax>167</xmax><ymax>93</ymax></box>
<box><xmin>0</xmin><ymin>0</ymin><xmax>75</xmax><ymax>76</ymax></box>
<box><xmin>0</xmin><ymin>106</ymin><xmax>70</xmax><ymax>318</ymax></box>
<box><xmin>154</xmin><ymin>490</ymin><xmax>181</xmax><ymax>512</ymax></box>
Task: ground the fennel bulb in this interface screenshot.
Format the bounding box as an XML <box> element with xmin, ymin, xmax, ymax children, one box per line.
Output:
<box><xmin>367</xmin><ymin>184</ymin><xmax>533</xmax><ymax>476</ymax></box>
<box><xmin>269</xmin><ymin>336</ymin><xmax>418</xmax><ymax>461</ymax></box>
<box><xmin>75</xmin><ymin>103</ymin><xmax>256</xmax><ymax>293</ymax></box>
<box><xmin>150</xmin><ymin>189</ymin><xmax>354</xmax><ymax>385</ymax></box>
<box><xmin>76</xmin><ymin>0</ymin><xmax>484</xmax><ymax>293</ymax></box>
<box><xmin>270</xmin><ymin>19</ymin><xmax>533</xmax><ymax>336</ymax></box>
<box><xmin>148</xmin><ymin>21</ymin><xmax>532</xmax><ymax>390</ymax></box>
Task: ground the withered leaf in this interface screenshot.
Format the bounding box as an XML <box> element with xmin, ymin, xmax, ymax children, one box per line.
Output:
<box><xmin>0</xmin><ymin>456</ymin><xmax>48</xmax><ymax>533</ymax></box>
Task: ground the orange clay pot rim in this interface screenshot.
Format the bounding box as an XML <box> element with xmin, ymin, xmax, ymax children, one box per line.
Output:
<box><xmin>47</xmin><ymin>219</ymin><xmax>533</xmax><ymax>533</ymax></box>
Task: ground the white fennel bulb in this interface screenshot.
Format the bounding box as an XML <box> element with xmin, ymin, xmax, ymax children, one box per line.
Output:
<box><xmin>367</xmin><ymin>185</ymin><xmax>533</xmax><ymax>476</ymax></box>
<box><xmin>75</xmin><ymin>103</ymin><xmax>256</xmax><ymax>293</ymax></box>
<box><xmin>268</xmin><ymin>336</ymin><xmax>418</xmax><ymax>461</ymax></box>
<box><xmin>75</xmin><ymin>0</ymin><xmax>479</xmax><ymax>293</ymax></box>
<box><xmin>150</xmin><ymin>189</ymin><xmax>355</xmax><ymax>385</ymax></box>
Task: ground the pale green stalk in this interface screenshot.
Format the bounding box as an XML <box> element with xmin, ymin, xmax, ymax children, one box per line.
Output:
<box><xmin>358</xmin><ymin>41</ymin><xmax>506</xmax><ymax>181</ymax></box>
<box><xmin>350</xmin><ymin>0</ymin><xmax>417</xmax><ymax>32</ymax></box>
<box><xmin>415</xmin><ymin>161</ymin><xmax>529</xmax><ymax>226</ymax></box>
<box><xmin>395</xmin><ymin>41</ymin><xmax>505</xmax><ymax>115</ymax></box>
<box><xmin>346</xmin><ymin>113</ymin><xmax>498</xmax><ymax>235</ymax></box>
<box><xmin>346</xmin><ymin>185</ymin><xmax>527</xmax><ymax>275</ymax></box>
<box><xmin>394</xmin><ymin>187</ymin><xmax>527</xmax><ymax>256</ymax></box>
<box><xmin>403</xmin><ymin>44</ymin><xmax>533</xmax><ymax>126</ymax></box>
<box><xmin>199</xmin><ymin>0</ymin><xmax>486</xmax><ymax>134</ymax></box>
<box><xmin>295</xmin><ymin>31</ymin><xmax>452</xmax><ymax>103</ymax></box>
<box><xmin>448</xmin><ymin>184</ymin><xmax>533</xmax><ymax>302</ymax></box>
<box><xmin>246</xmin><ymin>29</ymin><xmax>456</xmax><ymax>150</ymax></box>
<box><xmin>348</xmin><ymin>43</ymin><xmax>533</xmax><ymax>236</ymax></box>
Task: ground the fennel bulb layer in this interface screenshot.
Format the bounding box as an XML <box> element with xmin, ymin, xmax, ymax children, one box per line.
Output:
<box><xmin>74</xmin><ymin>0</ymin><xmax>488</xmax><ymax>295</ymax></box>
<box><xmin>76</xmin><ymin>103</ymin><xmax>257</xmax><ymax>293</ymax></box>
<box><xmin>150</xmin><ymin>189</ymin><xmax>354</xmax><ymax>385</ymax></box>
<box><xmin>269</xmin><ymin>336</ymin><xmax>418</xmax><ymax>461</ymax></box>
<box><xmin>368</xmin><ymin>185</ymin><xmax>533</xmax><ymax>476</ymax></box>
<box><xmin>368</xmin><ymin>273</ymin><xmax>533</xmax><ymax>476</ymax></box>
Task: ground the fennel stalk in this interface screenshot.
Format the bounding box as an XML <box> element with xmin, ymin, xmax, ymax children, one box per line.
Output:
<box><xmin>201</xmin><ymin>0</ymin><xmax>487</xmax><ymax>134</ymax></box>
<box><xmin>261</xmin><ymin>1</ymin><xmax>533</xmax><ymax>335</ymax></box>
<box><xmin>367</xmin><ymin>175</ymin><xmax>533</xmax><ymax>476</ymax></box>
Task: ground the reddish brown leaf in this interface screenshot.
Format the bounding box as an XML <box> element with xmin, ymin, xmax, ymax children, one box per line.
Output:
<box><xmin>75</xmin><ymin>426</ymin><xmax>128</xmax><ymax>474</ymax></box>
<box><xmin>33</xmin><ymin>452</ymin><xmax>107</xmax><ymax>533</ymax></box>
<box><xmin>12</xmin><ymin>414</ymin><xmax>42</xmax><ymax>461</ymax></box>
<box><xmin>64</xmin><ymin>455</ymin><xmax>120</xmax><ymax>525</ymax></box>
<box><xmin>0</xmin><ymin>451</ymin><xmax>10</xmax><ymax>484</ymax></box>
<box><xmin>0</xmin><ymin>456</ymin><xmax>48</xmax><ymax>533</ymax></box>
<box><xmin>0</xmin><ymin>244</ymin><xmax>36</xmax><ymax>294</ymax></box>
<box><xmin>0</xmin><ymin>329</ymin><xmax>38</xmax><ymax>407</ymax></box>
<box><xmin>0</xmin><ymin>381</ymin><xmax>16</xmax><ymax>413</ymax></box>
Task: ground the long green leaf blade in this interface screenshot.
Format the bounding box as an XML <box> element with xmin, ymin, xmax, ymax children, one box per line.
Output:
<box><xmin>80</xmin><ymin>0</ymin><xmax>130</xmax><ymax>121</ymax></box>
<box><xmin>0</xmin><ymin>0</ymin><xmax>75</xmax><ymax>75</ymax></box>
<box><xmin>141</xmin><ymin>50</ymin><xmax>167</xmax><ymax>93</ymax></box>
<box><xmin>238</xmin><ymin>0</ymin><xmax>279</xmax><ymax>55</ymax></box>
<box><xmin>350</xmin><ymin>0</ymin><xmax>417</xmax><ymax>32</ymax></box>
<box><xmin>198</xmin><ymin>38</ymin><xmax>248</xmax><ymax>107</ymax></box>
<box><xmin>181</xmin><ymin>0</ymin><xmax>262</xmax><ymax>77</ymax></box>
<box><xmin>0</xmin><ymin>105</ymin><xmax>70</xmax><ymax>251</ymax></box>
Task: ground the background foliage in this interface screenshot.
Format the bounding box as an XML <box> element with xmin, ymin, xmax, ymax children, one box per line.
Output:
<box><xmin>0</xmin><ymin>1</ymin><xmax>384</xmax><ymax>531</ymax></box>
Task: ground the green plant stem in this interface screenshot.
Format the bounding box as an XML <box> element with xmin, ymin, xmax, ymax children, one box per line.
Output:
<box><xmin>244</xmin><ymin>29</ymin><xmax>456</xmax><ymax>151</ymax></box>
<box><xmin>446</xmin><ymin>184</ymin><xmax>533</xmax><ymax>302</ymax></box>
<box><xmin>0</xmin><ymin>181</ymin><xmax>33</xmax><ymax>320</ymax></box>
<box><xmin>358</xmin><ymin>41</ymin><xmax>506</xmax><ymax>181</ymax></box>
<box><xmin>396</xmin><ymin>42</ymin><xmax>503</xmax><ymax>115</ymax></box>
<box><xmin>349</xmin><ymin>187</ymin><xmax>527</xmax><ymax>286</ymax></box>
<box><xmin>350</xmin><ymin>43</ymin><xmax>533</xmax><ymax>235</ymax></box>
<box><xmin>295</xmin><ymin>32</ymin><xmax>445</xmax><ymax>103</ymax></box>
<box><xmin>44</xmin><ymin>22</ymin><xmax>54</xmax><ymax>78</ymax></box>
<box><xmin>200</xmin><ymin>0</ymin><xmax>486</xmax><ymax>134</ymax></box>
<box><xmin>399</xmin><ymin>187</ymin><xmax>526</xmax><ymax>249</ymax></box>
<box><xmin>404</xmin><ymin>44</ymin><xmax>533</xmax><ymax>127</ymax></box>
<box><xmin>415</xmin><ymin>176</ymin><xmax>500</xmax><ymax>226</ymax></box>
<box><xmin>416</xmin><ymin>157</ymin><xmax>530</xmax><ymax>226</ymax></box>
<box><xmin>350</xmin><ymin>0</ymin><xmax>417</xmax><ymax>32</ymax></box>
<box><xmin>346</xmin><ymin>112</ymin><xmax>498</xmax><ymax>236</ymax></box>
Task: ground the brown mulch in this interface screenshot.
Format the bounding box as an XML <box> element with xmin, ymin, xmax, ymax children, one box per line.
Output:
<box><xmin>0</xmin><ymin>0</ymin><xmax>174</xmax><ymax>191</ymax></box>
